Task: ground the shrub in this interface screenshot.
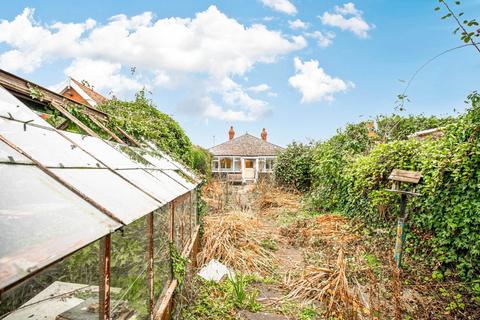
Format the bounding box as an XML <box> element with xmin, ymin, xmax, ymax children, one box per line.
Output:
<box><xmin>274</xmin><ymin>142</ymin><xmax>314</xmax><ymax>192</ymax></box>
<box><xmin>191</xmin><ymin>145</ymin><xmax>212</xmax><ymax>176</ymax></box>
<box><xmin>99</xmin><ymin>90</ymin><xmax>194</xmax><ymax>164</ymax></box>
<box><xmin>306</xmin><ymin>94</ymin><xmax>480</xmax><ymax>280</ymax></box>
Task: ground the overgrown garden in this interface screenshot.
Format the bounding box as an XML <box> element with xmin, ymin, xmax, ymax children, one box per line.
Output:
<box><xmin>273</xmin><ymin>95</ymin><xmax>480</xmax><ymax>307</ymax></box>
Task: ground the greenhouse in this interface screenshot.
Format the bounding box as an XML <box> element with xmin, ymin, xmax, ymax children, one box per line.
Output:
<box><xmin>0</xmin><ymin>80</ymin><xmax>200</xmax><ymax>319</ymax></box>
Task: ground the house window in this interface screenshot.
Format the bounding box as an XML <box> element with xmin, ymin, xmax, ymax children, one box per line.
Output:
<box><xmin>258</xmin><ymin>158</ymin><xmax>266</xmax><ymax>172</ymax></box>
<box><xmin>245</xmin><ymin>159</ymin><xmax>254</xmax><ymax>168</ymax></box>
<box><xmin>265</xmin><ymin>159</ymin><xmax>274</xmax><ymax>171</ymax></box>
<box><xmin>234</xmin><ymin>158</ymin><xmax>242</xmax><ymax>171</ymax></box>
<box><xmin>220</xmin><ymin>158</ymin><xmax>232</xmax><ymax>169</ymax></box>
<box><xmin>213</xmin><ymin>159</ymin><xmax>219</xmax><ymax>170</ymax></box>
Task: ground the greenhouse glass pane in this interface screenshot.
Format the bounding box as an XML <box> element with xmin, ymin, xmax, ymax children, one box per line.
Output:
<box><xmin>163</xmin><ymin>170</ymin><xmax>196</xmax><ymax>190</ymax></box>
<box><xmin>0</xmin><ymin>119</ymin><xmax>103</xmax><ymax>168</ymax></box>
<box><xmin>146</xmin><ymin>170</ymin><xmax>189</xmax><ymax>202</ymax></box>
<box><xmin>51</xmin><ymin>168</ymin><xmax>161</xmax><ymax>224</ymax></box>
<box><xmin>63</xmin><ymin>132</ymin><xmax>138</xmax><ymax>169</ymax></box>
<box><xmin>117</xmin><ymin>169</ymin><xmax>178</xmax><ymax>203</ymax></box>
<box><xmin>0</xmin><ymin>85</ymin><xmax>51</xmax><ymax>127</ymax></box>
<box><xmin>141</xmin><ymin>153</ymin><xmax>177</xmax><ymax>170</ymax></box>
<box><xmin>0</xmin><ymin>142</ymin><xmax>31</xmax><ymax>164</ymax></box>
<box><xmin>0</xmin><ymin>164</ymin><xmax>120</xmax><ymax>290</ymax></box>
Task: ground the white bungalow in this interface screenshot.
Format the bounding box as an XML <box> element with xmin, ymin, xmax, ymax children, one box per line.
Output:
<box><xmin>209</xmin><ymin>127</ymin><xmax>284</xmax><ymax>183</ymax></box>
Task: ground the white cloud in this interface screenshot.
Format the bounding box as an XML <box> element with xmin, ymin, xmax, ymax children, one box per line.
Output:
<box><xmin>319</xmin><ymin>2</ymin><xmax>373</xmax><ymax>38</ymax></box>
<box><xmin>305</xmin><ymin>31</ymin><xmax>335</xmax><ymax>48</ymax></box>
<box><xmin>65</xmin><ymin>58</ymin><xmax>144</xmax><ymax>97</ymax></box>
<box><xmin>288</xmin><ymin>19</ymin><xmax>307</xmax><ymax>30</ymax></box>
<box><xmin>247</xmin><ymin>84</ymin><xmax>270</xmax><ymax>93</ymax></box>
<box><xmin>260</xmin><ymin>0</ymin><xmax>297</xmax><ymax>15</ymax></box>
<box><xmin>288</xmin><ymin>57</ymin><xmax>353</xmax><ymax>103</ymax></box>
<box><xmin>0</xmin><ymin>6</ymin><xmax>305</xmax><ymax>121</ymax></box>
<box><xmin>334</xmin><ymin>2</ymin><xmax>361</xmax><ymax>16</ymax></box>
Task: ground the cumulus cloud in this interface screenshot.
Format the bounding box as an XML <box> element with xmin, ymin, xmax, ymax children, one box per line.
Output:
<box><xmin>64</xmin><ymin>58</ymin><xmax>144</xmax><ymax>96</ymax></box>
<box><xmin>319</xmin><ymin>2</ymin><xmax>373</xmax><ymax>38</ymax></box>
<box><xmin>260</xmin><ymin>0</ymin><xmax>297</xmax><ymax>15</ymax></box>
<box><xmin>247</xmin><ymin>84</ymin><xmax>270</xmax><ymax>93</ymax></box>
<box><xmin>305</xmin><ymin>31</ymin><xmax>335</xmax><ymax>48</ymax></box>
<box><xmin>288</xmin><ymin>57</ymin><xmax>353</xmax><ymax>103</ymax></box>
<box><xmin>288</xmin><ymin>19</ymin><xmax>307</xmax><ymax>30</ymax></box>
<box><xmin>0</xmin><ymin>6</ymin><xmax>305</xmax><ymax>121</ymax></box>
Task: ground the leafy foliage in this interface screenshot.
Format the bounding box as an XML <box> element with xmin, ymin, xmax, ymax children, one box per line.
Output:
<box><xmin>181</xmin><ymin>275</ymin><xmax>260</xmax><ymax>320</ymax></box>
<box><xmin>273</xmin><ymin>142</ymin><xmax>315</xmax><ymax>192</ymax></box>
<box><xmin>191</xmin><ymin>145</ymin><xmax>212</xmax><ymax>177</ymax></box>
<box><xmin>304</xmin><ymin>98</ymin><xmax>480</xmax><ymax>282</ymax></box>
<box><xmin>98</xmin><ymin>90</ymin><xmax>194</xmax><ymax>164</ymax></box>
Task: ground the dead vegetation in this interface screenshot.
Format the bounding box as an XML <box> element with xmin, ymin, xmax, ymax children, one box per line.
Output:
<box><xmin>197</xmin><ymin>211</ymin><xmax>275</xmax><ymax>275</ymax></box>
<box><xmin>280</xmin><ymin>214</ymin><xmax>358</xmax><ymax>249</ymax></box>
<box><xmin>285</xmin><ymin>250</ymin><xmax>371</xmax><ymax>319</ymax></box>
<box><xmin>254</xmin><ymin>179</ymin><xmax>300</xmax><ymax>214</ymax></box>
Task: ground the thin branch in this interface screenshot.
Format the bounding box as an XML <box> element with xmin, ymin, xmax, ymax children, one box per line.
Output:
<box><xmin>441</xmin><ymin>0</ymin><xmax>480</xmax><ymax>54</ymax></box>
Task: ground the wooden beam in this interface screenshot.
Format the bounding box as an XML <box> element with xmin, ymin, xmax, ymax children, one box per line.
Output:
<box><xmin>147</xmin><ymin>213</ymin><xmax>155</xmax><ymax>320</ymax></box>
<box><xmin>99</xmin><ymin>234</ymin><xmax>111</xmax><ymax>320</ymax></box>
<box><xmin>87</xmin><ymin>115</ymin><xmax>125</xmax><ymax>144</ymax></box>
<box><xmin>50</xmin><ymin>101</ymin><xmax>100</xmax><ymax>138</ymax></box>
<box><xmin>0</xmin><ymin>69</ymin><xmax>108</xmax><ymax>120</ymax></box>
<box><xmin>116</xmin><ymin>126</ymin><xmax>141</xmax><ymax>147</ymax></box>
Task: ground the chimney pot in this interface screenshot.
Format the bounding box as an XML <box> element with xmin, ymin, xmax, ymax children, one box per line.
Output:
<box><xmin>229</xmin><ymin>126</ymin><xmax>235</xmax><ymax>140</ymax></box>
<box><xmin>261</xmin><ymin>128</ymin><xmax>267</xmax><ymax>141</ymax></box>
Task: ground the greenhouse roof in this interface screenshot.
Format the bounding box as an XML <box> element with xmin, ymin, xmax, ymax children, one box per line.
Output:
<box><xmin>0</xmin><ymin>83</ymin><xmax>198</xmax><ymax>292</ymax></box>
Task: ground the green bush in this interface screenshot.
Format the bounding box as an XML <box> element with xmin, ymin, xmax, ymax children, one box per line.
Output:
<box><xmin>273</xmin><ymin>142</ymin><xmax>315</xmax><ymax>192</ymax></box>
<box><xmin>306</xmin><ymin>94</ymin><xmax>480</xmax><ymax>280</ymax></box>
<box><xmin>99</xmin><ymin>90</ymin><xmax>194</xmax><ymax>164</ymax></box>
<box><xmin>191</xmin><ymin>145</ymin><xmax>212</xmax><ymax>177</ymax></box>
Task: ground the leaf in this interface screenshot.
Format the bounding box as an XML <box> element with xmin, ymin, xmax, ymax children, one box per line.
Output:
<box><xmin>434</xmin><ymin>6</ymin><xmax>441</xmax><ymax>11</ymax></box>
<box><xmin>441</xmin><ymin>13</ymin><xmax>452</xmax><ymax>19</ymax></box>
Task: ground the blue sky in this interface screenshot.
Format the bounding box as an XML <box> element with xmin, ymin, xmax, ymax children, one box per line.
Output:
<box><xmin>1</xmin><ymin>1</ymin><xmax>479</xmax><ymax>148</ymax></box>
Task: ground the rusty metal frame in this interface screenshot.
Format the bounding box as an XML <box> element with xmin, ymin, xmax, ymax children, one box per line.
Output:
<box><xmin>99</xmin><ymin>234</ymin><xmax>111</xmax><ymax>320</ymax></box>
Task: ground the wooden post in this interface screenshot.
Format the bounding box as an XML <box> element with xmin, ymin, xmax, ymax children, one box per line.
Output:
<box><xmin>147</xmin><ymin>213</ymin><xmax>154</xmax><ymax>319</ymax></box>
<box><xmin>99</xmin><ymin>234</ymin><xmax>111</xmax><ymax>320</ymax></box>
<box><xmin>170</xmin><ymin>201</ymin><xmax>175</xmax><ymax>243</ymax></box>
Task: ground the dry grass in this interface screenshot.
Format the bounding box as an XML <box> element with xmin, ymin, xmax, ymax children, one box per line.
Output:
<box><xmin>255</xmin><ymin>179</ymin><xmax>300</xmax><ymax>214</ymax></box>
<box><xmin>280</xmin><ymin>214</ymin><xmax>358</xmax><ymax>249</ymax></box>
<box><xmin>286</xmin><ymin>250</ymin><xmax>371</xmax><ymax>319</ymax></box>
<box><xmin>197</xmin><ymin>211</ymin><xmax>275</xmax><ymax>275</ymax></box>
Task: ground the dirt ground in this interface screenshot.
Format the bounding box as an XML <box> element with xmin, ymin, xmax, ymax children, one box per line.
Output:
<box><xmin>181</xmin><ymin>180</ymin><xmax>479</xmax><ymax>320</ymax></box>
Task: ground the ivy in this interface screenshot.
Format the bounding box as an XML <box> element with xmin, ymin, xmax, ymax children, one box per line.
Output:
<box><xmin>169</xmin><ymin>241</ymin><xmax>189</xmax><ymax>288</ymax></box>
<box><xmin>299</xmin><ymin>97</ymin><xmax>480</xmax><ymax>282</ymax></box>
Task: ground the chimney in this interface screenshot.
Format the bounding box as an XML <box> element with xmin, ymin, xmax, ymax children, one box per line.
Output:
<box><xmin>261</xmin><ymin>128</ymin><xmax>267</xmax><ymax>141</ymax></box>
<box><xmin>228</xmin><ymin>126</ymin><xmax>235</xmax><ymax>140</ymax></box>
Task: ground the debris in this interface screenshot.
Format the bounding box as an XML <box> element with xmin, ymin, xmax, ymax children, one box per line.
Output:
<box><xmin>197</xmin><ymin>211</ymin><xmax>275</xmax><ymax>275</ymax></box>
<box><xmin>197</xmin><ymin>259</ymin><xmax>234</xmax><ymax>282</ymax></box>
<box><xmin>280</xmin><ymin>214</ymin><xmax>358</xmax><ymax>248</ymax></box>
<box><xmin>285</xmin><ymin>250</ymin><xmax>370</xmax><ymax>318</ymax></box>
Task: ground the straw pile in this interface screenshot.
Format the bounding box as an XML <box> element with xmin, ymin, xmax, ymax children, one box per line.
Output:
<box><xmin>255</xmin><ymin>181</ymin><xmax>300</xmax><ymax>213</ymax></box>
<box><xmin>202</xmin><ymin>179</ymin><xmax>224</xmax><ymax>210</ymax></box>
<box><xmin>286</xmin><ymin>250</ymin><xmax>370</xmax><ymax>318</ymax></box>
<box><xmin>280</xmin><ymin>214</ymin><xmax>358</xmax><ymax>247</ymax></box>
<box><xmin>197</xmin><ymin>211</ymin><xmax>275</xmax><ymax>275</ymax></box>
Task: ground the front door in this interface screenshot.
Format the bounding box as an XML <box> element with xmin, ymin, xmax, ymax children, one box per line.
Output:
<box><xmin>244</xmin><ymin>159</ymin><xmax>256</xmax><ymax>180</ymax></box>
